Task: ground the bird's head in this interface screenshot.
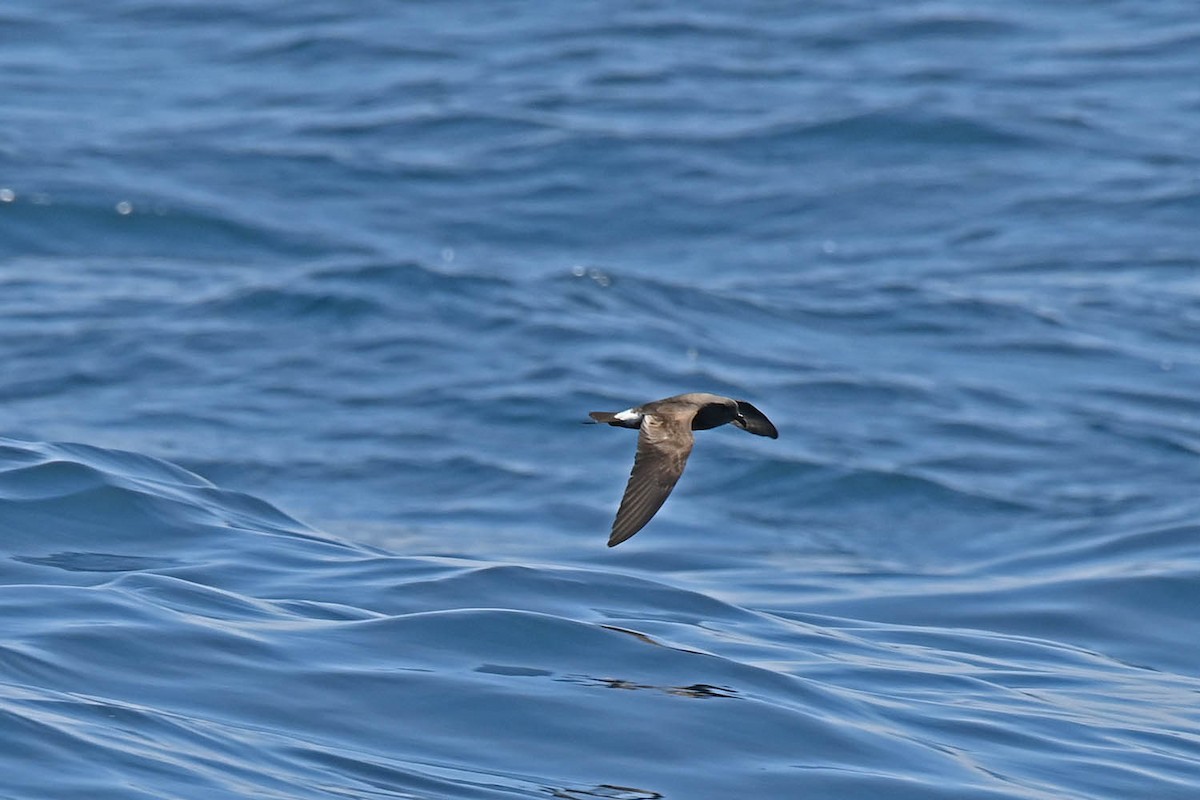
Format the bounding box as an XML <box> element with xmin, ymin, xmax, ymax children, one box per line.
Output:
<box><xmin>732</xmin><ymin>401</ymin><xmax>779</xmax><ymax>438</ymax></box>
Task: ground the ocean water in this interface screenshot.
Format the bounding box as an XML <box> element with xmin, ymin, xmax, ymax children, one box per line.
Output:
<box><xmin>4</xmin><ymin>2</ymin><xmax>1200</xmax><ymax>798</ymax></box>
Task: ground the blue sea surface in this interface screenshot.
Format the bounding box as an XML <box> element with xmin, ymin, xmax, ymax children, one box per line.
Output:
<box><xmin>4</xmin><ymin>2</ymin><xmax>1200</xmax><ymax>798</ymax></box>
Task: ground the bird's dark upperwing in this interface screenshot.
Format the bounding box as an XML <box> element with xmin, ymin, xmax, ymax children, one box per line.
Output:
<box><xmin>608</xmin><ymin>412</ymin><xmax>695</xmax><ymax>547</ymax></box>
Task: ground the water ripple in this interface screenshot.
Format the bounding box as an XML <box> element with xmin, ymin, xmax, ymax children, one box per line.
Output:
<box><xmin>2</xmin><ymin>438</ymin><xmax>1199</xmax><ymax>798</ymax></box>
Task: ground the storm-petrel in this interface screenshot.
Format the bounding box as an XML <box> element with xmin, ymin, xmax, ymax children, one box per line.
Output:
<box><xmin>588</xmin><ymin>392</ymin><xmax>778</xmax><ymax>546</ymax></box>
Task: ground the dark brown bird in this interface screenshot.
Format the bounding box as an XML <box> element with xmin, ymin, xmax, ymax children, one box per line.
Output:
<box><xmin>588</xmin><ymin>392</ymin><xmax>779</xmax><ymax>546</ymax></box>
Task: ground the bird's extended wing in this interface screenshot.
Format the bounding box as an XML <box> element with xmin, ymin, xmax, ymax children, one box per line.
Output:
<box><xmin>608</xmin><ymin>412</ymin><xmax>694</xmax><ymax>547</ymax></box>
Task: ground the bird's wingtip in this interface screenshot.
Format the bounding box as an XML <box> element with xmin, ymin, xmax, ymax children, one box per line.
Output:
<box><xmin>607</xmin><ymin>528</ymin><xmax>636</xmax><ymax>547</ymax></box>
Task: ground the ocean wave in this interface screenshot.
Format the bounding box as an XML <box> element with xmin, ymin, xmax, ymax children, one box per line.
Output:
<box><xmin>4</xmin><ymin>437</ymin><xmax>1200</xmax><ymax>798</ymax></box>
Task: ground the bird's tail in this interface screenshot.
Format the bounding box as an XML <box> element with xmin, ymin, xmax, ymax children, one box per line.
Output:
<box><xmin>587</xmin><ymin>411</ymin><xmax>620</xmax><ymax>424</ymax></box>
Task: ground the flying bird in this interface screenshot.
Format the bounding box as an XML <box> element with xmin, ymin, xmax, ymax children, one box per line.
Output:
<box><xmin>588</xmin><ymin>392</ymin><xmax>778</xmax><ymax>546</ymax></box>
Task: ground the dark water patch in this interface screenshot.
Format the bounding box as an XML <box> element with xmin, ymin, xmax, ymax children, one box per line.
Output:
<box><xmin>0</xmin><ymin>191</ymin><xmax>318</xmax><ymax>261</ymax></box>
<box><xmin>795</xmin><ymin>463</ymin><xmax>1034</xmax><ymax>517</ymax></box>
<box><xmin>189</xmin><ymin>284</ymin><xmax>387</xmax><ymax>323</ymax></box>
<box><xmin>1061</xmin><ymin>26</ymin><xmax>1200</xmax><ymax>59</ymax></box>
<box><xmin>551</xmin><ymin>785</ymin><xmax>664</xmax><ymax>800</ymax></box>
<box><xmin>719</xmin><ymin>109</ymin><xmax>1039</xmax><ymax>159</ymax></box>
<box><xmin>13</xmin><ymin>552</ymin><xmax>177</xmax><ymax>573</ymax></box>
<box><xmin>866</xmin><ymin>12</ymin><xmax>1026</xmax><ymax>42</ymax></box>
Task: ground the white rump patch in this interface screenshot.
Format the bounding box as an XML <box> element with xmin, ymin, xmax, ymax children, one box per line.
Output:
<box><xmin>614</xmin><ymin>408</ymin><xmax>641</xmax><ymax>422</ymax></box>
